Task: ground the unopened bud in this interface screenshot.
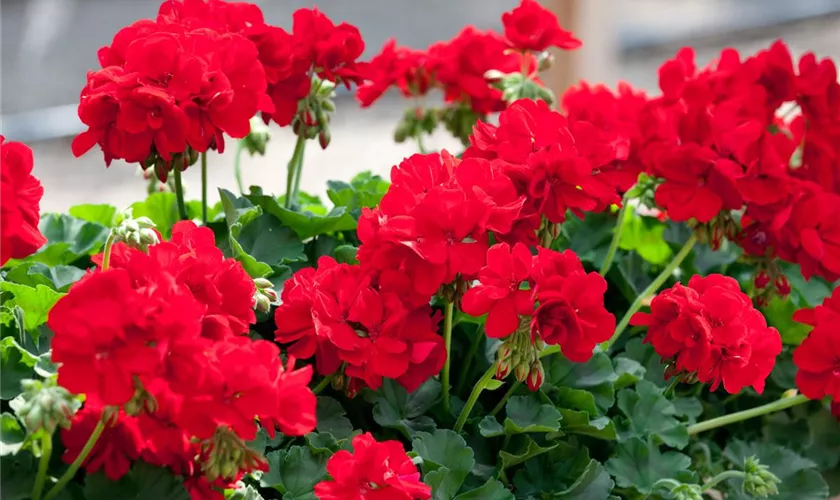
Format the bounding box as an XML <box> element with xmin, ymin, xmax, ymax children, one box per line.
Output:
<box><xmin>774</xmin><ymin>275</ymin><xmax>791</xmax><ymax>296</ymax></box>
<box><xmin>670</xmin><ymin>483</ymin><xmax>703</xmax><ymax>500</ymax></box>
<box><xmin>319</xmin><ymin>129</ymin><xmax>331</xmax><ymax>150</ymax></box>
<box><xmin>526</xmin><ymin>361</ymin><xmax>544</xmax><ymax>392</ymax></box>
<box><xmin>743</xmin><ymin>456</ymin><xmax>780</xmax><ymax>498</ymax></box>
<box><xmin>15</xmin><ymin>378</ymin><xmax>80</xmax><ymax>434</ymax></box>
<box><xmin>537</xmin><ymin>51</ymin><xmax>554</xmax><ymax>72</ymax></box>
<box><xmin>496</xmin><ymin>359</ymin><xmax>511</xmax><ymax>379</ymax></box>
<box><xmin>242</xmin><ymin>116</ymin><xmax>271</xmax><ymax>156</ymax></box>
<box><xmin>514</xmin><ymin>363</ymin><xmax>529</xmax><ymax>383</ymax></box>
<box><xmin>754</xmin><ymin>271</ymin><xmax>770</xmax><ymax>290</ymax></box>
<box><xmin>253</xmin><ymin>279</ymin><xmax>278</xmax><ymax>313</ymax></box>
<box><xmin>254</xmin><ymin>293</ymin><xmax>271</xmax><ymax>314</ymax></box>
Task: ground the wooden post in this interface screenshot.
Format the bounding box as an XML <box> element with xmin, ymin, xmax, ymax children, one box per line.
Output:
<box><xmin>542</xmin><ymin>0</ymin><xmax>618</xmax><ymax>104</ymax></box>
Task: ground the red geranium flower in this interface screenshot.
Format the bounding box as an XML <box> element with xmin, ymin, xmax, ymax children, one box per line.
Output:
<box><xmin>0</xmin><ymin>137</ymin><xmax>46</xmax><ymax>265</ymax></box>
<box><xmin>314</xmin><ymin>433</ymin><xmax>431</xmax><ymax>500</ymax></box>
<box><xmin>462</xmin><ymin>242</ymin><xmax>535</xmax><ymax>338</ymax></box>
<box><xmin>631</xmin><ymin>274</ymin><xmax>782</xmax><ymax>393</ymax></box>
<box><xmin>357</xmin><ymin>39</ymin><xmax>431</xmax><ymax>107</ymax></box>
<box><xmin>792</xmin><ymin>287</ymin><xmax>840</xmax><ymax>403</ymax></box>
<box><xmin>501</xmin><ymin>0</ymin><xmax>582</xmax><ymax>52</ymax></box>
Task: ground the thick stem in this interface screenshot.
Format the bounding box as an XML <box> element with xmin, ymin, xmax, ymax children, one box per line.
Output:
<box><xmin>416</xmin><ymin>134</ymin><xmax>427</xmax><ymax>154</ymax></box>
<box><xmin>490</xmin><ymin>381</ymin><xmax>521</xmax><ymax>416</ymax></box>
<box><xmin>312</xmin><ymin>375</ymin><xmax>334</xmax><ymax>395</ymax></box>
<box><xmin>234</xmin><ymin>141</ymin><xmax>246</xmax><ymax>195</ymax></box>
<box><xmin>43</xmin><ymin>419</ymin><xmax>106</xmax><ymax>500</ymax></box>
<box><xmin>602</xmin><ymin>234</ymin><xmax>698</xmax><ymax>351</ymax></box>
<box><xmin>455</xmin><ymin>326</ymin><xmax>484</xmax><ymax>395</ymax></box>
<box><xmin>284</xmin><ymin>135</ymin><xmax>307</xmax><ymax>209</ymax></box>
<box><xmin>172</xmin><ymin>167</ymin><xmax>188</xmax><ymax>221</ymax></box>
<box><xmin>441</xmin><ymin>301</ymin><xmax>455</xmax><ymax>415</ymax></box>
<box><xmin>702</xmin><ymin>470</ymin><xmax>746</xmax><ymax>492</ymax></box>
<box><xmin>200</xmin><ymin>152</ymin><xmax>208</xmax><ymax>224</ymax></box>
<box><xmin>100</xmin><ymin>233</ymin><xmax>118</xmax><ymax>271</ymax></box>
<box><xmin>31</xmin><ymin>432</ymin><xmax>53</xmax><ymax>500</ymax></box>
<box><xmin>687</xmin><ymin>394</ymin><xmax>809</xmax><ymax>436</ymax></box>
<box><xmin>600</xmin><ymin>196</ymin><xmax>631</xmax><ymax>276</ymax></box>
<box><xmin>454</xmin><ymin>364</ymin><xmax>495</xmax><ymax>433</ymax></box>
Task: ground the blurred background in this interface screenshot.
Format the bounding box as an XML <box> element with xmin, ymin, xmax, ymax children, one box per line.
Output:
<box><xmin>2</xmin><ymin>0</ymin><xmax>840</xmax><ymax>212</ymax></box>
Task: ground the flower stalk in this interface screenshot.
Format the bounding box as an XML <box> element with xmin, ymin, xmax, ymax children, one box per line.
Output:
<box><xmin>31</xmin><ymin>432</ymin><xmax>53</xmax><ymax>500</ymax></box>
<box><xmin>441</xmin><ymin>300</ymin><xmax>455</xmax><ymax>415</ymax></box>
<box><xmin>43</xmin><ymin>419</ymin><xmax>106</xmax><ymax>500</ymax></box>
<box><xmin>687</xmin><ymin>393</ymin><xmax>809</xmax><ymax>435</ymax></box>
<box><xmin>600</xmin><ymin>195</ymin><xmax>631</xmax><ymax>276</ymax></box>
<box><xmin>200</xmin><ymin>152</ymin><xmax>208</xmax><ymax>224</ymax></box>
<box><xmin>284</xmin><ymin>134</ymin><xmax>307</xmax><ymax>209</ymax></box>
<box><xmin>172</xmin><ymin>166</ymin><xmax>188</xmax><ymax>221</ymax></box>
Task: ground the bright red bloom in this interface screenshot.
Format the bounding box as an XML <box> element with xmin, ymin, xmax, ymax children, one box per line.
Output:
<box><xmin>293</xmin><ymin>7</ymin><xmax>365</xmax><ymax>86</ymax></box>
<box><xmin>314</xmin><ymin>433</ymin><xmax>431</xmax><ymax>500</ymax></box>
<box><xmin>792</xmin><ymin>287</ymin><xmax>840</xmax><ymax>403</ymax></box>
<box><xmin>61</xmin><ymin>402</ymin><xmax>144</xmax><ymax>480</ymax></box>
<box><xmin>501</xmin><ymin>0</ymin><xmax>582</xmax><ymax>52</ymax></box>
<box><xmin>773</xmin><ymin>187</ymin><xmax>840</xmax><ymax>281</ymax></box>
<box><xmin>0</xmin><ymin>137</ymin><xmax>46</xmax><ymax>265</ymax></box>
<box><xmin>631</xmin><ymin>274</ymin><xmax>782</xmax><ymax>393</ymax></box>
<box><xmin>531</xmin><ymin>249</ymin><xmax>615</xmax><ymax>362</ymax></box>
<box><xmin>357</xmin><ymin>40</ymin><xmax>431</xmax><ymax>107</ymax></box>
<box><xmin>462</xmin><ymin>243</ymin><xmax>535</xmax><ymax>338</ymax></box>
<box><xmin>49</xmin><ymin>267</ymin><xmax>205</xmax><ymax>405</ymax></box>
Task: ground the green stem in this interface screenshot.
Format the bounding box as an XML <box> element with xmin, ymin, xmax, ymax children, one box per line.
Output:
<box><xmin>664</xmin><ymin>377</ymin><xmax>679</xmax><ymax>398</ymax></box>
<box><xmin>291</xmin><ymin>138</ymin><xmax>308</xmax><ymax>206</ymax></box>
<box><xmin>172</xmin><ymin>167</ymin><xmax>188</xmax><ymax>221</ymax></box>
<box><xmin>43</xmin><ymin>419</ymin><xmax>106</xmax><ymax>500</ymax></box>
<box><xmin>31</xmin><ymin>432</ymin><xmax>53</xmax><ymax>500</ymax></box>
<box><xmin>455</xmin><ymin>326</ymin><xmax>484</xmax><ymax>395</ymax></box>
<box><xmin>200</xmin><ymin>152</ymin><xmax>208</xmax><ymax>225</ymax></box>
<box><xmin>490</xmin><ymin>381</ymin><xmax>521</xmax><ymax>416</ymax></box>
<box><xmin>687</xmin><ymin>394</ymin><xmax>809</xmax><ymax>436</ymax></box>
<box><xmin>600</xmin><ymin>195</ymin><xmax>631</xmax><ymax>276</ymax></box>
<box><xmin>602</xmin><ymin>234</ymin><xmax>698</xmax><ymax>351</ymax></box>
<box><xmin>441</xmin><ymin>301</ymin><xmax>455</xmax><ymax>415</ymax></box>
<box><xmin>417</xmin><ymin>134</ymin><xmax>427</xmax><ymax>154</ymax></box>
<box><xmin>454</xmin><ymin>364</ymin><xmax>495</xmax><ymax>433</ymax></box>
<box><xmin>234</xmin><ymin>141</ymin><xmax>246</xmax><ymax>195</ymax></box>
<box><xmin>100</xmin><ymin>233</ymin><xmax>118</xmax><ymax>271</ymax></box>
<box><xmin>701</xmin><ymin>470</ymin><xmax>745</xmax><ymax>492</ymax></box>
<box><xmin>284</xmin><ymin>135</ymin><xmax>307</xmax><ymax>209</ymax></box>
<box><xmin>312</xmin><ymin>375</ymin><xmax>334</xmax><ymax>395</ymax></box>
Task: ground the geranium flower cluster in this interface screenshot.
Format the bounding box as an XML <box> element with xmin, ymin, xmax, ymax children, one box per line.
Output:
<box><xmin>0</xmin><ymin>136</ymin><xmax>46</xmax><ymax>265</ymax></box>
<box><xmin>314</xmin><ymin>433</ymin><xmax>431</xmax><ymax>500</ymax></box>
<box><xmin>72</xmin><ymin>0</ymin><xmax>364</xmax><ymax>176</ymax></box>
<box><xmin>463</xmin><ymin>243</ymin><xmax>614</xmax><ymax>389</ymax></box>
<box><xmin>630</xmin><ymin>274</ymin><xmax>782</xmax><ymax>394</ymax></box>
<box><xmin>637</xmin><ymin>41</ymin><xmax>840</xmax><ymax>284</ymax></box>
<box><xmin>50</xmin><ymin>221</ymin><xmax>316</xmax><ymax>498</ymax></box>
<box><xmin>357</xmin><ymin>0</ymin><xmax>579</xmax><ymax>114</ymax></box>
<box><xmin>792</xmin><ymin>287</ymin><xmax>840</xmax><ymax>408</ymax></box>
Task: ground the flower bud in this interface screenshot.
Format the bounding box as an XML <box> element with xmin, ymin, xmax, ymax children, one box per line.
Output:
<box><xmin>743</xmin><ymin>456</ymin><xmax>780</xmax><ymax>498</ymax></box>
<box><xmin>537</xmin><ymin>51</ymin><xmax>554</xmax><ymax>72</ymax></box>
<box><xmin>113</xmin><ymin>209</ymin><xmax>161</xmax><ymax>253</ymax></box>
<box><xmin>670</xmin><ymin>483</ymin><xmax>703</xmax><ymax>500</ymax></box>
<box><xmin>319</xmin><ymin>128</ymin><xmax>331</xmax><ymax>150</ymax></box>
<box><xmin>754</xmin><ymin>271</ymin><xmax>770</xmax><ymax>290</ymax></box>
<box><xmin>526</xmin><ymin>361</ymin><xmax>544</xmax><ymax>392</ymax></box>
<box><xmin>774</xmin><ymin>275</ymin><xmax>791</xmax><ymax>297</ymax></box>
<box><xmin>200</xmin><ymin>427</ymin><xmax>267</xmax><ymax>483</ymax></box>
<box><xmin>15</xmin><ymin>378</ymin><xmax>80</xmax><ymax>434</ymax></box>
<box><xmin>254</xmin><ymin>293</ymin><xmax>271</xmax><ymax>314</ymax></box>
<box><xmin>242</xmin><ymin>116</ymin><xmax>271</xmax><ymax>156</ymax></box>
<box><xmin>495</xmin><ymin>358</ymin><xmax>512</xmax><ymax>379</ymax></box>
<box><xmin>514</xmin><ymin>363</ymin><xmax>529</xmax><ymax>383</ymax></box>
<box><xmin>253</xmin><ymin>278</ymin><xmax>279</xmax><ymax>313</ymax></box>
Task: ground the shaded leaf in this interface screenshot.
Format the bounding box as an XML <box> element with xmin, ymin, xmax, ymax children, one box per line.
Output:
<box><xmin>248</xmin><ymin>193</ymin><xmax>357</xmax><ymax>240</ymax></box>
<box><xmin>514</xmin><ymin>441</ymin><xmax>614</xmax><ymax>499</ymax></box>
<box><xmin>1</xmin><ymin>337</ymin><xmax>37</xmax><ymax>399</ymax></box>
<box><xmin>605</xmin><ymin>437</ymin><xmax>694</xmax><ymax>495</ymax></box>
<box><xmin>499</xmin><ymin>435</ymin><xmax>557</xmax><ymax>471</ymax></box>
<box><xmin>543</xmin><ymin>351</ymin><xmax>617</xmax><ymax>414</ymax></box>
<box><xmin>479</xmin><ymin>395</ymin><xmax>562</xmax><ymax>437</ymax></box>
<box><xmin>616</xmin><ymin>380</ymin><xmax>689</xmax><ymax>449</ymax></box>
<box><xmin>0</xmin><ymin>413</ymin><xmax>25</xmax><ymax>456</ymax></box>
<box><xmin>315</xmin><ymin>397</ymin><xmax>353</xmax><ymax>439</ymax></box>
<box><xmin>33</xmin><ymin>213</ymin><xmax>110</xmax><ymax>265</ymax></box>
<box><xmin>84</xmin><ymin>462</ymin><xmax>190</xmax><ymax>500</ymax></box>
<box><xmin>366</xmin><ymin>379</ymin><xmax>440</xmax><ymax>438</ymax></box>
<box><xmin>454</xmin><ymin>478</ymin><xmax>513</xmax><ymax>500</ymax></box>
<box><xmin>723</xmin><ymin>440</ymin><xmax>829</xmax><ymax>500</ymax></box>
<box><xmin>261</xmin><ymin>446</ymin><xmax>328</xmax><ymax>498</ymax></box>
<box><xmin>555</xmin><ymin>409</ymin><xmax>616</xmax><ymax>441</ymax></box>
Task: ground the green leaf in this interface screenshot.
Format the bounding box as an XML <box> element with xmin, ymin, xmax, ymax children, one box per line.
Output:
<box><xmin>248</xmin><ymin>192</ymin><xmax>357</xmax><ymax>239</ymax></box>
<box><xmin>619</xmin><ymin>213</ymin><xmax>673</xmax><ymax>265</ymax></box>
<box><xmin>0</xmin><ymin>413</ymin><xmax>25</xmax><ymax>456</ymax></box>
<box><xmin>68</xmin><ymin>203</ymin><xmax>117</xmax><ymax>227</ymax></box>
<box><xmin>84</xmin><ymin>462</ymin><xmax>190</xmax><ymax>500</ymax></box>
<box><xmin>513</xmin><ymin>442</ymin><xmax>614</xmax><ymax>499</ymax></box>
<box><xmin>543</xmin><ymin>351</ymin><xmax>617</xmax><ymax>415</ymax></box>
<box><xmin>555</xmin><ymin>409</ymin><xmax>616</xmax><ymax>441</ymax></box>
<box><xmin>333</xmin><ymin>244</ymin><xmax>359</xmax><ymax>265</ymax></box>
<box><xmin>499</xmin><ymin>435</ymin><xmax>557</xmax><ymax>471</ymax></box>
<box><xmin>558</xmin><ymin>212</ymin><xmax>614</xmax><ymax>265</ymax></box>
<box><xmin>1</xmin><ymin>337</ymin><xmax>37</xmax><ymax>399</ymax></box>
<box><xmin>315</xmin><ymin>396</ymin><xmax>353</xmax><ymax>439</ymax></box>
<box><xmin>412</xmin><ymin>429</ymin><xmax>475</xmax><ymax>483</ymax></box>
<box><xmin>226</xmin><ymin>484</ymin><xmax>264</xmax><ymax>500</ymax></box>
<box><xmin>616</xmin><ymin>380</ymin><xmax>689</xmax><ymax>449</ymax></box>
<box><xmin>34</xmin><ymin>213</ymin><xmax>110</xmax><ymax>265</ymax></box>
<box><xmin>613</xmin><ymin>356</ymin><xmax>646</xmax><ymax>390</ymax></box>
<box><xmin>326</xmin><ymin>171</ymin><xmax>390</xmax><ymax>218</ymax></box>
<box><xmin>366</xmin><ymin>379</ymin><xmax>440</xmax><ymax>438</ymax></box>
<box><xmin>261</xmin><ymin>446</ymin><xmax>328</xmax><ymax>498</ymax></box>
<box><xmin>0</xmin><ymin>282</ymin><xmax>64</xmax><ymax>333</ymax></box>
<box><xmin>424</xmin><ymin>467</ymin><xmax>465</xmax><ymax>500</ymax></box>
<box><xmin>479</xmin><ymin>395</ymin><xmax>562</xmax><ymax>437</ymax></box>
<box><xmin>1</xmin><ymin>451</ymin><xmax>37</xmax><ymax>500</ymax></box>
<box><xmin>4</xmin><ymin>263</ymin><xmax>85</xmax><ymax>292</ymax></box>
<box><xmin>235</xmin><ymin>213</ymin><xmax>306</xmax><ymax>266</ymax></box>
<box><xmin>763</xmin><ymin>296</ymin><xmax>812</xmax><ymax>346</ymax></box>
<box><xmin>220</xmin><ymin>189</ymin><xmax>263</xmax><ymax>228</ymax></box>
<box><xmin>454</xmin><ymin>478</ymin><xmax>513</xmax><ymax>500</ymax></box>
<box><xmin>305</xmin><ymin>432</ymin><xmax>341</xmax><ymax>454</ymax></box>
<box><xmin>130</xmin><ymin>192</ymin><xmax>183</xmax><ymax>239</ymax></box>
<box><xmin>723</xmin><ymin>440</ymin><xmax>829</xmax><ymax>500</ymax></box>
<box><xmin>605</xmin><ymin>437</ymin><xmax>694</xmax><ymax>495</ymax></box>
<box><xmin>621</xmin><ymin>338</ymin><xmax>667</xmax><ymax>387</ymax></box>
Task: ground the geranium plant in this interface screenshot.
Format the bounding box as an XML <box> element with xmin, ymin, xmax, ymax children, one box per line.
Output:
<box><xmin>2</xmin><ymin>0</ymin><xmax>839</xmax><ymax>499</ymax></box>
